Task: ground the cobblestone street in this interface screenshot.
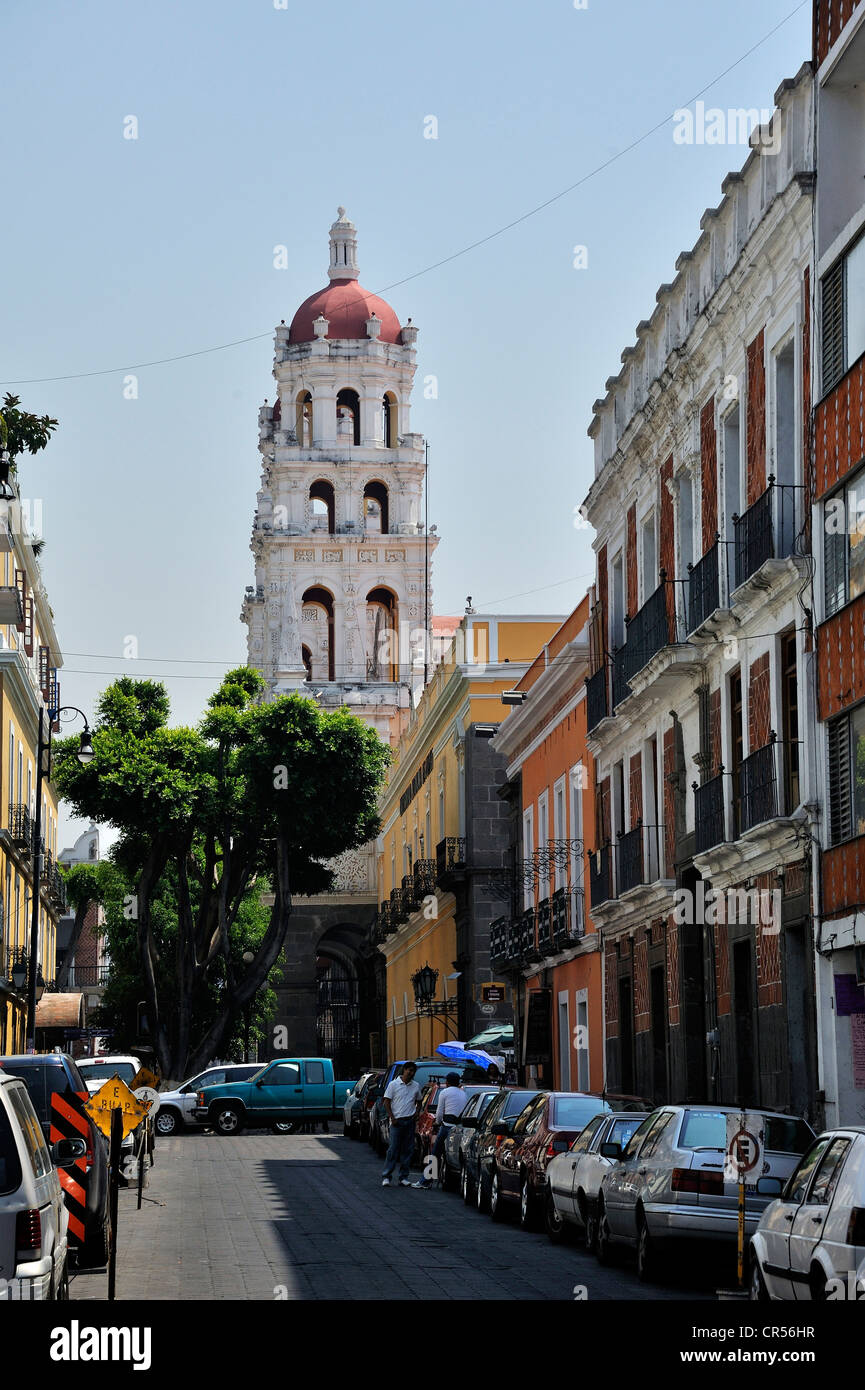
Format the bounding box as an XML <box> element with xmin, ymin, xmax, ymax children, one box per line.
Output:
<box><xmin>69</xmin><ymin>1131</ymin><xmax>716</xmax><ymax>1302</ymax></box>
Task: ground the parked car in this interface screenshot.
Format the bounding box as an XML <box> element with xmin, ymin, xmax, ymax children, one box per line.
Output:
<box><xmin>545</xmin><ymin>1110</ymin><xmax>649</xmax><ymax>1247</ymax></box>
<box><xmin>490</xmin><ymin>1091</ymin><xmax>612</xmax><ymax>1227</ymax></box>
<box><xmin>76</xmin><ymin>1055</ymin><xmax>142</xmax><ymax>1096</ymax></box>
<box><xmin>360</xmin><ymin>1072</ymin><xmax>385</xmax><ymax>1144</ymax></box>
<box><xmin>0</xmin><ymin>1069</ymin><xmax>86</xmax><ymax>1300</ymax></box>
<box><xmin>342</xmin><ymin>1071</ymin><xmax>380</xmax><ymax>1139</ymax></box>
<box><xmin>441</xmin><ymin>1088</ymin><xmax>503</xmax><ymax>1192</ymax></box>
<box><xmin>750</xmin><ymin>1125</ymin><xmax>865</xmax><ymax>1301</ymax></box>
<box><xmin>194</xmin><ymin>1057</ymin><xmax>357</xmax><ymax>1136</ymax></box>
<box><xmin>465</xmin><ymin>1088</ymin><xmax>537</xmax><ymax>1211</ymax></box>
<box><xmin>0</xmin><ymin>1054</ymin><xmax>111</xmax><ymax>1269</ymax></box>
<box><xmin>369</xmin><ymin>1058</ymin><xmax>471</xmax><ymax>1157</ymax></box>
<box><xmin>414</xmin><ymin>1082</ymin><xmax>444</xmax><ymax>1168</ymax></box>
<box><xmin>154</xmin><ymin>1064</ymin><xmax>262</xmax><ymax>1136</ymax></box>
<box><xmin>597</xmin><ymin>1104</ymin><xmax>815</xmax><ymax>1281</ymax></box>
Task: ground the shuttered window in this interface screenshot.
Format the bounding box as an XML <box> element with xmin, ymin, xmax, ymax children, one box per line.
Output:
<box><xmin>822</xmin><ymin>258</ymin><xmax>845</xmax><ymax>396</ymax></box>
<box><xmin>823</xmin><ymin>468</ymin><xmax>865</xmax><ymax>617</ymax></box>
<box><xmin>828</xmin><ymin>715</ymin><xmax>852</xmax><ymax>844</ymax></box>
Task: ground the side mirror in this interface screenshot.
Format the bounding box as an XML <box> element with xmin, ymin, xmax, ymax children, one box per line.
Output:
<box><xmin>442</xmin><ymin>1113</ymin><xmax>461</xmax><ymax>1125</ymax></box>
<box><xmin>51</xmin><ymin>1137</ymin><xmax>87</xmax><ymax>1169</ymax></box>
<box><xmin>600</xmin><ymin>1141</ymin><xmax>622</xmax><ymax>1160</ymax></box>
<box><xmin>756</xmin><ymin>1175</ymin><xmax>784</xmax><ymax>1197</ymax></box>
<box><xmin>461</xmin><ymin>1116</ymin><xmax>478</xmax><ymax>1129</ymax></box>
<box><xmin>491</xmin><ymin>1120</ymin><xmax>511</xmax><ymax>1137</ymax></box>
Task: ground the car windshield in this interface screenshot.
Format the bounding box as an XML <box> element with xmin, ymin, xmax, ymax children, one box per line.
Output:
<box><xmin>0</xmin><ymin>1061</ymin><xmax>71</xmax><ymax>1124</ymax></box>
<box><xmin>551</xmin><ymin>1096</ymin><xmax>608</xmax><ymax>1129</ymax></box>
<box><xmin>78</xmin><ymin>1061</ymin><xmax>137</xmax><ymax>1085</ymax></box>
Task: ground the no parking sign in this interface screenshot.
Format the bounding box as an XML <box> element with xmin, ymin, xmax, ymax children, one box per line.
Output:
<box><xmin>724</xmin><ymin>1111</ymin><xmax>765</xmax><ymax>1186</ymax></box>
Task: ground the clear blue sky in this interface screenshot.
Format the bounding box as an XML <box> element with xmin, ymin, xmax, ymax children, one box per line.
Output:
<box><xmin>0</xmin><ymin>0</ymin><xmax>811</xmax><ymax>844</ymax></box>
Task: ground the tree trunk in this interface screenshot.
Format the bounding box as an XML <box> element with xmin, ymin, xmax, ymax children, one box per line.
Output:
<box><xmin>55</xmin><ymin>899</ymin><xmax>90</xmax><ymax>991</ymax></box>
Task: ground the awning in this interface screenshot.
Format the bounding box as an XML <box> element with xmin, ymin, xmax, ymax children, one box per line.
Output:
<box><xmin>35</xmin><ymin>992</ymin><xmax>86</xmax><ymax>1030</ymax></box>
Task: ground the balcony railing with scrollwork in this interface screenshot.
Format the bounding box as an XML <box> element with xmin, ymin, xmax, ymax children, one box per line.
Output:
<box><xmin>435</xmin><ymin>837</ymin><xmax>466</xmax><ymax>883</ymax></box>
<box><xmin>537</xmin><ymin>898</ymin><xmax>553</xmax><ymax>954</ymax></box>
<box><xmin>413</xmin><ymin>859</ymin><xmax>436</xmax><ymax>899</ymax></box>
<box><xmin>552</xmin><ymin>886</ymin><xmax>585</xmax><ymax>947</ymax></box>
<box><xmin>490</xmin><ymin>916</ymin><xmax>510</xmax><ymax>962</ymax></box>
<box><xmin>8</xmin><ymin>804</ymin><xmax>32</xmax><ymax>852</ymax></box>
<box><xmin>402</xmin><ymin>874</ymin><xmax>419</xmax><ymax>913</ymax></box>
<box><xmin>390</xmin><ymin>887</ymin><xmax>408</xmax><ymax>925</ymax></box>
<box><xmin>517</xmin><ymin>907</ymin><xmax>537</xmax><ymax>958</ymax></box>
<box><xmin>617</xmin><ymin>822</ymin><xmax>644</xmax><ymax>895</ymax></box>
<box><xmin>586</xmin><ymin>664</ymin><xmax>608</xmax><ymax>732</ymax></box>
<box><xmin>694</xmin><ymin>771</ymin><xmax>726</xmax><ymax>853</ymax></box>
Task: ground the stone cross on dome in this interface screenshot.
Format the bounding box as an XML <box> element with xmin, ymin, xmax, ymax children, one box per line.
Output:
<box><xmin>328</xmin><ymin>206</ymin><xmax>359</xmax><ymax>282</ymax></box>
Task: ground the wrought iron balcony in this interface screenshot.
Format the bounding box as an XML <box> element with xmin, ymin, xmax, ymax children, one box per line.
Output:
<box><xmin>379</xmin><ymin>900</ymin><xmax>394</xmax><ymax>936</ymax></box>
<box><xmin>435</xmin><ymin>837</ymin><xmax>466</xmax><ymax>884</ymax></box>
<box><xmin>617</xmin><ymin>822</ymin><xmax>644</xmax><ymax>895</ymax></box>
<box><xmin>589</xmin><ymin>844</ymin><xmax>612</xmax><ymax>908</ymax></box>
<box><xmin>694</xmin><ymin>771</ymin><xmax>726</xmax><ymax>853</ymax></box>
<box><xmin>517</xmin><ymin>907</ymin><xmax>537</xmax><ymax>958</ymax></box>
<box><xmin>537</xmin><ymin>898</ymin><xmax>553</xmax><ymax>954</ymax></box>
<box><xmin>623</xmin><ymin>581</ymin><xmax>670</xmax><ymax>684</ymax></box>
<box><xmin>402</xmin><ymin>874</ymin><xmax>419</xmax><ymax>913</ymax></box>
<box><xmin>552</xmin><ymin>886</ymin><xmax>585</xmax><ymax>948</ymax></box>
<box><xmin>65</xmin><ymin>963</ymin><xmax>110</xmax><ymax>987</ymax></box>
<box><xmin>732</xmin><ymin>479</ymin><xmax>799</xmax><ymax>592</ymax></box>
<box><xmin>390</xmin><ymin>887</ymin><xmax>408</xmax><ymax>925</ymax></box>
<box><xmin>413</xmin><ymin>858</ymin><xmax>436</xmax><ymax>899</ymax></box>
<box><xmin>688</xmin><ymin>541</ymin><xmax>720</xmax><ymax>633</ymax></box>
<box><xmin>490</xmin><ymin>916</ymin><xmax>510</xmax><ymax>962</ymax></box>
<box><xmin>586</xmin><ymin>664</ymin><xmax>608</xmax><ymax>732</ymax></box>
<box><xmin>737</xmin><ymin>735</ymin><xmax>780</xmax><ymax>835</ymax></box>
<box><xmin>611</xmin><ymin>646</ymin><xmax>630</xmax><ymax>709</ymax></box>
<box><xmin>8</xmin><ymin>804</ymin><xmax>32</xmax><ymax>852</ymax></box>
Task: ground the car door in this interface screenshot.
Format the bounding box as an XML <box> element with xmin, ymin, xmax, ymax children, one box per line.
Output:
<box><xmin>565</xmin><ymin>1114</ymin><xmax>607</xmax><ymax>1221</ymax></box>
<box><xmin>788</xmin><ymin>1136</ymin><xmax>853</xmax><ymax>1299</ymax></box>
<box><xmin>500</xmin><ymin>1096</ymin><xmax>545</xmax><ymax>1195</ymax></box>
<box><xmin>6</xmin><ymin>1083</ymin><xmax>62</xmax><ymax>1281</ymax></box>
<box><xmin>760</xmin><ymin>1136</ymin><xmax>832</xmax><ymax>1299</ymax></box>
<box><xmin>606</xmin><ymin>1111</ymin><xmax>669</xmax><ymax>1235</ymax></box>
<box><xmin>301</xmin><ymin>1061</ymin><xmax>331</xmax><ymax>1114</ymax></box>
<box><xmin>252</xmin><ymin>1061</ymin><xmax>303</xmax><ymax>1119</ymax></box>
<box><xmin>185</xmin><ymin>1071</ymin><xmax>225</xmax><ymax>1121</ymax></box>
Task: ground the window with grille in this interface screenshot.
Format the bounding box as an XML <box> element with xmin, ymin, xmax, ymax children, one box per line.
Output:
<box><xmin>821</xmin><ymin>235</ymin><xmax>865</xmax><ymax>396</ymax></box>
<box><xmin>827</xmin><ymin>706</ymin><xmax>865</xmax><ymax>844</ymax></box>
<box><xmin>823</xmin><ymin>468</ymin><xmax>865</xmax><ymax>617</ymax></box>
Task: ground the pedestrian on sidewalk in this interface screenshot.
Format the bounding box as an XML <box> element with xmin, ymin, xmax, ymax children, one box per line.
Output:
<box><xmin>413</xmin><ymin>1072</ymin><xmax>467</xmax><ymax>1189</ymax></box>
<box><xmin>381</xmin><ymin>1062</ymin><xmax>421</xmax><ymax>1187</ymax></box>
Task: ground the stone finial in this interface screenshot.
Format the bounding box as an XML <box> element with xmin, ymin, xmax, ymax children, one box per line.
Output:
<box><xmin>313</xmin><ymin>313</ymin><xmax>329</xmax><ymax>339</ymax></box>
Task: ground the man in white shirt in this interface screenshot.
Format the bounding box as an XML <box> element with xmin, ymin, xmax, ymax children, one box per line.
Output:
<box><xmin>381</xmin><ymin>1062</ymin><xmax>421</xmax><ymax>1186</ymax></box>
<box><xmin>413</xmin><ymin>1072</ymin><xmax>467</xmax><ymax>1190</ymax></box>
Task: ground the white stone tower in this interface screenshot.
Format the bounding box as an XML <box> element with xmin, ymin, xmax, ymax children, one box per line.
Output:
<box><xmin>241</xmin><ymin>208</ymin><xmax>437</xmax><ymax>743</ymax></box>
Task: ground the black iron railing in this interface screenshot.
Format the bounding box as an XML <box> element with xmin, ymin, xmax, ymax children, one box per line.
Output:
<box><xmin>623</xmin><ymin>581</ymin><xmax>670</xmax><ymax>683</ymax></box>
<box><xmin>738</xmin><ymin>735</ymin><xmax>779</xmax><ymax>835</ymax></box>
<box><xmin>731</xmin><ymin>480</ymin><xmax>800</xmax><ymax>592</ymax></box>
<box><xmin>413</xmin><ymin>859</ymin><xmax>436</xmax><ymax>898</ymax></box>
<box><xmin>618</xmin><ymin>822</ymin><xmax>644</xmax><ymax>895</ymax></box>
<box><xmin>65</xmin><ymin>964</ymin><xmax>110</xmax><ymax>987</ymax></box>
<box><xmin>688</xmin><ymin>541</ymin><xmax>720</xmax><ymax>633</ymax></box>
<box><xmin>694</xmin><ymin>771</ymin><xmax>726</xmax><ymax>853</ymax></box>
<box><xmin>586</xmin><ymin>665</ymin><xmax>608</xmax><ymax>732</ymax></box>
<box><xmin>612</xmin><ymin>646</ymin><xmax>630</xmax><ymax>709</ymax></box>
<box><xmin>517</xmin><ymin>907</ymin><xmax>536</xmax><ymax>957</ymax></box>
<box><xmin>378</xmin><ymin>901</ymin><xmax>394</xmax><ymax>937</ymax></box>
<box><xmin>552</xmin><ymin>886</ymin><xmax>585</xmax><ymax>947</ymax></box>
<box><xmin>590</xmin><ymin>843</ymin><xmax>612</xmax><ymax>908</ymax></box>
<box><xmin>8</xmin><ymin>805</ymin><xmax>32</xmax><ymax>852</ymax></box>
<box><xmin>436</xmin><ymin>837</ymin><xmax>466</xmax><ymax>881</ymax></box>
<box><xmin>49</xmin><ymin>863</ymin><xmax>67</xmax><ymax>911</ymax></box>
<box><xmin>402</xmin><ymin>874</ymin><xmax>418</xmax><ymax>913</ymax></box>
<box><xmin>490</xmin><ymin>916</ymin><xmax>510</xmax><ymax>961</ymax></box>
<box><xmin>390</xmin><ymin>887</ymin><xmax>408</xmax><ymax>925</ymax></box>
<box><xmin>537</xmin><ymin>898</ymin><xmax>553</xmax><ymax>954</ymax></box>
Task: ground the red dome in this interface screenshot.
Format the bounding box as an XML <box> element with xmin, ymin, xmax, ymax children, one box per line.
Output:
<box><xmin>289</xmin><ymin>279</ymin><xmax>402</xmax><ymax>344</ymax></box>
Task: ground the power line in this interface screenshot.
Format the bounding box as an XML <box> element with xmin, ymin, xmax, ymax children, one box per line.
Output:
<box><xmin>0</xmin><ymin>1</ymin><xmax>808</xmax><ymax>389</ymax></box>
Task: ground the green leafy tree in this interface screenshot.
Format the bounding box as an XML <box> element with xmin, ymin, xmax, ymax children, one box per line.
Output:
<box><xmin>56</xmin><ymin>860</ymin><xmax>125</xmax><ymax>991</ymax></box>
<box><xmin>52</xmin><ymin>669</ymin><xmax>390</xmax><ymax>1077</ymax></box>
<box><xmin>0</xmin><ymin>393</ymin><xmax>58</xmax><ymax>465</ymax></box>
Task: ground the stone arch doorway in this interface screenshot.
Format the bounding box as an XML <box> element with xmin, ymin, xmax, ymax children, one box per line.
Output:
<box><xmin>315</xmin><ymin>922</ymin><xmax>376</xmax><ymax>1076</ymax></box>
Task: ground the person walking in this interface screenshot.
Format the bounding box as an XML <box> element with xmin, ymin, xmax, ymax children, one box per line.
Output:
<box><xmin>413</xmin><ymin>1072</ymin><xmax>467</xmax><ymax>1189</ymax></box>
<box><xmin>381</xmin><ymin>1062</ymin><xmax>421</xmax><ymax>1187</ymax></box>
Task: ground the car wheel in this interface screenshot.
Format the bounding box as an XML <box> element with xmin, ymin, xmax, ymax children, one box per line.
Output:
<box><xmin>442</xmin><ymin>1160</ymin><xmax>456</xmax><ymax>1193</ymax></box>
<box><xmin>271</xmin><ymin>1120</ymin><xmax>301</xmax><ymax>1134</ymax></box>
<box><xmin>519</xmin><ymin>1174</ymin><xmax>538</xmax><ymax>1231</ymax></box>
<box><xmin>595</xmin><ymin>1200</ymin><xmax>613</xmax><ymax>1266</ymax></box>
<box><xmin>584</xmin><ymin>1205</ymin><xmax>599</xmax><ymax>1254</ymax></box>
<box><xmin>545</xmin><ymin>1186</ymin><xmax>565</xmax><ymax>1243</ymax></box>
<box><xmin>79</xmin><ymin>1211</ymin><xmax>111</xmax><ymax>1270</ymax></box>
<box><xmin>636</xmin><ymin>1212</ymin><xmax>659</xmax><ymax>1283</ymax></box>
<box><xmin>461</xmin><ymin>1164</ymin><xmax>474</xmax><ymax>1205</ymax></box>
<box><xmin>154</xmin><ymin>1108</ymin><xmax>179</xmax><ymax>1137</ymax></box>
<box><xmin>476</xmin><ymin>1168</ymin><xmax>489</xmax><ymax>1213</ymax></box>
<box><xmin>489</xmin><ymin>1168</ymin><xmax>506</xmax><ymax>1222</ymax></box>
<box><xmin>809</xmin><ymin>1265</ymin><xmax>828</xmax><ymax>1302</ymax></box>
<box><xmin>750</xmin><ymin>1252</ymin><xmax>770</xmax><ymax>1302</ymax></box>
<box><xmin>213</xmin><ymin>1105</ymin><xmax>244</xmax><ymax>1136</ymax></box>
<box><xmin>343</xmin><ymin>1121</ymin><xmax>351</xmax><ymax>1137</ymax></box>
<box><xmin>54</xmin><ymin>1256</ymin><xmax>70</xmax><ymax>1301</ymax></box>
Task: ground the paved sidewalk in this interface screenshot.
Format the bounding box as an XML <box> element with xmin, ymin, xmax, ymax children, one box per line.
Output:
<box><xmin>69</xmin><ymin>1130</ymin><xmax>715</xmax><ymax>1301</ymax></box>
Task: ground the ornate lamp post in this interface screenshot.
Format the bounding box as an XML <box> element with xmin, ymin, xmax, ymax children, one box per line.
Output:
<box><xmin>26</xmin><ymin>704</ymin><xmax>93</xmax><ymax>1051</ymax></box>
<box><xmin>411</xmin><ymin>962</ymin><xmax>458</xmax><ymax>1041</ymax></box>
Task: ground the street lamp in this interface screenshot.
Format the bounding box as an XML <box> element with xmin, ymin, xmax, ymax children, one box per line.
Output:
<box><xmin>10</xmin><ymin>952</ymin><xmax>27</xmax><ymax>992</ymax></box>
<box><xmin>242</xmin><ymin>950</ymin><xmax>255</xmax><ymax>1062</ymax></box>
<box><xmin>411</xmin><ymin>963</ymin><xmax>439</xmax><ymax>1008</ymax></box>
<box><xmin>26</xmin><ymin>704</ymin><xmax>93</xmax><ymax>1051</ymax></box>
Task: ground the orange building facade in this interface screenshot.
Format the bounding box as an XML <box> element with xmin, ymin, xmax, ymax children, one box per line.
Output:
<box><xmin>491</xmin><ymin>595</ymin><xmax>604</xmax><ymax>1093</ymax></box>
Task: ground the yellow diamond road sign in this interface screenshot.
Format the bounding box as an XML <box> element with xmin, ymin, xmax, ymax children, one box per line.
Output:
<box><xmin>131</xmin><ymin>1066</ymin><xmax>159</xmax><ymax>1092</ymax></box>
<box><xmin>84</xmin><ymin>1076</ymin><xmax>148</xmax><ymax>1139</ymax></box>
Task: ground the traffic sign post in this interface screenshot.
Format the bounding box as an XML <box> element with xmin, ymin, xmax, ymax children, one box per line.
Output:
<box><xmin>724</xmin><ymin>1110</ymin><xmax>765</xmax><ymax>1290</ymax></box>
<box><xmin>83</xmin><ymin>1076</ymin><xmax>149</xmax><ymax>1301</ymax></box>
<box><xmin>107</xmin><ymin>1106</ymin><xmax>122</xmax><ymax>1302</ymax></box>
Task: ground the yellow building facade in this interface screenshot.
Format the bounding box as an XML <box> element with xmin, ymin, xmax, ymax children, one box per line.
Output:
<box><xmin>376</xmin><ymin>614</ymin><xmax>562</xmax><ymax>1062</ymax></box>
<box><xmin>0</xmin><ymin>497</ymin><xmax>64</xmax><ymax>1052</ymax></box>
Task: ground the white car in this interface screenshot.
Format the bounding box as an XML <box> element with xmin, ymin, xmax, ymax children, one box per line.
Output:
<box><xmin>153</xmin><ymin>1064</ymin><xmax>262</xmax><ymax>1136</ymax></box>
<box><xmin>750</xmin><ymin>1125</ymin><xmax>865</xmax><ymax>1300</ymax></box>
<box><xmin>0</xmin><ymin>1070</ymin><xmax>85</xmax><ymax>1300</ymax></box>
<box><xmin>545</xmin><ymin>1110</ymin><xmax>649</xmax><ymax>1248</ymax></box>
<box><xmin>76</xmin><ymin>1055</ymin><xmax>142</xmax><ymax>1096</ymax></box>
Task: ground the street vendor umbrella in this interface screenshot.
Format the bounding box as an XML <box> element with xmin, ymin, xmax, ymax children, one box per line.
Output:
<box><xmin>435</xmin><ymin>1043</ymin><xmax>506</xmax><ymax>1071</ymax></box>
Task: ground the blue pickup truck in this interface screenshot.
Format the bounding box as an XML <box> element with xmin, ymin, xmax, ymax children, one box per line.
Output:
<box><xmin>194</xmin><ymin>1058</ymin><xmax>357</xmax><ymax>1136</ymax></box>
